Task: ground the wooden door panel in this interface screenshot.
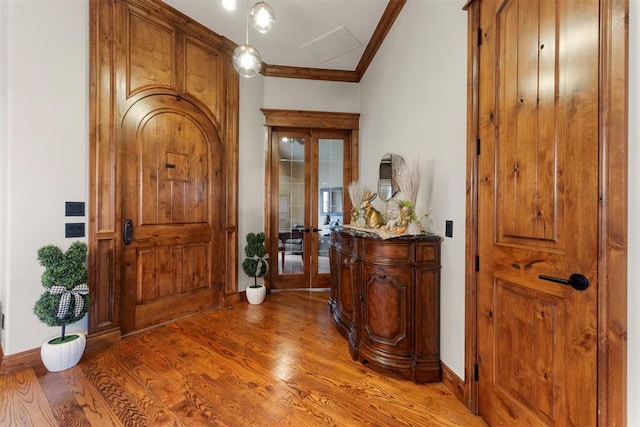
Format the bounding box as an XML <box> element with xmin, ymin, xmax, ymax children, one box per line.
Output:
<box><xmin>494</xmin><ymin>279</ymin><xmax>564</xmax><ymax>425</ymax></box>
<box><xmin>133</xmin><ymin>224</ymin><xmax>212</xmax><ymax>246</ymax></box>
<box><xmin>184</xmin><ymin>37</ymin><xmax>222</xmax><ymax>121</ymax></box>
<box><xmin>134</xmin><ymin>288</ymin><xmax>216</xmax><ymax>331</ymax></box>
<box><xmin>121</xmin><ymin>95</ymin><xmax>222</xmax><ymax>334</ymax></box>
<box><xmin>125</xmin><ymin>6</ymin><xmax>176</xmax><ymax>94</ymax></box>
<box><xmin>134</xmin><ymin>243</ymin><xmax>212</xmax><ymax>330</ymax></box>
<box><xmin>139</xmin><ymin>113</ymin><xmax>209</xmax><ymax>225</ymax></box>
<box><xmin>497</xmin><ymin>0</ymin><xmax>560</xmax><ymax>244</ymax></box>
<box><xmin>137</xmin><ymin>244</ymin><xmax>209</xmax><ymax>303</ymax></box>
<box><xmin>477</xmin><ymin>0</ymin><xmax>599</xmax><ymax>425</ymax></box>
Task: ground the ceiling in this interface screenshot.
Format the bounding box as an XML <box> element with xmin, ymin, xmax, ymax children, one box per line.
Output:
<box><xmin>162</xmin><ymin>0</ymin><xmax>403</xmax><ymax>78</ymax></box>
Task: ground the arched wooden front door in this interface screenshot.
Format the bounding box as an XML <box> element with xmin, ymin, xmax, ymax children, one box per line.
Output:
<box><xmin>119</xmin><ymin>95</ymin><xmax>223</xmax><ymax>334</ymax></box>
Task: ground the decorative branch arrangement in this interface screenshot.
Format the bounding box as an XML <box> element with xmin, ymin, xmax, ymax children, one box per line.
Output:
<box><xmin>395</xmin><ymin>158</ymin><xmax>424</xmax><ymax>235</ymax></box>
<box><xmin>347</xmin><ymin>181</ymin><xmax>368</xmax><ymax>226</ymax></box>
<box><xmin>396</xmin><ymin>158</ymin><xmax>423</xmax><ymax>209</ymax></box>
<box><xmin>345</xmin><ymin>157</ymin><xmax>433</xmax><ymax>237</ymax></box>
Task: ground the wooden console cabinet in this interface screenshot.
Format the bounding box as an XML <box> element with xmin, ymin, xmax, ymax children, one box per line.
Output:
<box><xmin>328</xmin><ymin>227</ymin><xmax>442</xmax><ymax>383</ymax></box>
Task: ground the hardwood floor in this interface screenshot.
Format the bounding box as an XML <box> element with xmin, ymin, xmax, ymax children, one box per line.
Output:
<box><xmin>1</xmin><ymin>291</ymin><xmax>487</xmax><ymax>426</ymax></box>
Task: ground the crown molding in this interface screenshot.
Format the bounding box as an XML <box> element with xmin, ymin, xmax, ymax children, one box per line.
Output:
<box><xmin>261</xmin><ymin>0</ymin><xmax>406</xmax><ymax>82</ymax></box>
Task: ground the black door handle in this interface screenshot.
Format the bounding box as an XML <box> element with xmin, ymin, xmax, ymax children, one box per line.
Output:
<box><xmin>539</xmin><ymin>273</ymin><xmax>589</xmax><ymax>291</ymax></box>
<box><xmin>123</xmin><ymin>219</ymin><xmax>133</xmax><ymax>245</ymax></box>
<box><xmin>312</xmin><ymin>228</ymin><xmax>322</xmax><ymax>232</ymax></box>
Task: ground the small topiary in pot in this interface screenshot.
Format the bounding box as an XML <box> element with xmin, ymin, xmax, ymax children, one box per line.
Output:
<box><xmin>33</xmin><ymin>241</ymin><xmax>90</xmax><ymax>344</ymax></box>
<box><xmin>242</xmin><ymin>232</ymin><xmax>269</xmax><ymax>288</ymax></box>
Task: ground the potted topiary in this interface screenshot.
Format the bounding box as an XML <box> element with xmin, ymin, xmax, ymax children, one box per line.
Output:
<box><xmin>242</xmin><ymin>232</ymin><xmax>269</xmax><ymax>304</ymax></box>
<box><xmin>33</xmin><ymin>241</ymin><xmax>91</xmax><ymax>372</ymax></box>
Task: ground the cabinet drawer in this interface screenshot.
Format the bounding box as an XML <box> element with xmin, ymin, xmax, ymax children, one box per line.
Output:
<box><xmin>361</xmin><ymin>239</ymin><xmax>411</xmax><ymax>263</ymax></box>
<box><xmin>332</xmin><ymin>232</ymin><xmax>356</xmax><ymax>253</ymax></box>
<box><xmin>416</xmin><ymin>242</ymin><xmax>438</xmax><ymax>263</ymax></box>
<box><xmin>341</xmin><ymin>235</ymin><xmax>355</xmax><ymax>250</ymax></box>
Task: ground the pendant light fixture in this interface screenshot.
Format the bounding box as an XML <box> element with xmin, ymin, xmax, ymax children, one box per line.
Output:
<box><xmin>222</xmin><ymin>0</ymin><xmax>237</xmax><ymax>11</ymax></box>
<box><xmin>231</xmin><ymin>0</ymin><xmax>275</xmax><ymax>78</ymax></box>
<box><xmin>250</xmin><ymin>1</ymin><xmax>275</xmax><ymax>34</ymax></box>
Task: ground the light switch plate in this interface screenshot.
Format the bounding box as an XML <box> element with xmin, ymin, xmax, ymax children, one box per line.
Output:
<box><xmin>445</xmin><ymin>220</ymin><xmax>453</xmax><ymax>237</ymax></box>
<box><xmin>65</xmin><ymin>223</ymin><xmax>85</xmax><ymax>238</ymax></box>
<box><xmin>65</xmin><ymin>201</ymin><xmax>85</xmax><ymax>216</ymax></box>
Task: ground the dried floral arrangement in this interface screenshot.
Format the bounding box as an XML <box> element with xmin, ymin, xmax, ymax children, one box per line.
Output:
<box><xmin>347</xmin><ymin>181</ymin><xmax>368</xmax><ymax>226</ymax></box>
<box><xmin>344</xmin><ymin>157</ymin><xmax>433</xmax><ymax>237</ymax></box>
<box><xmin>394</xmin><ymin>158</ymin><xmax>425</xmax><ymax>235</ymax></box>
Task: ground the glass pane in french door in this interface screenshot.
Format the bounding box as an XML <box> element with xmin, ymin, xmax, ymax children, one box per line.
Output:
<box><xmin>277</xmin><ymin>135</ymin><xmax>307</xmax><ymax>276</ymax></box>
<box><xmin>317</xmin><ymin>138</ymin><xmax>343</xmax><ymax>275</ymax></box>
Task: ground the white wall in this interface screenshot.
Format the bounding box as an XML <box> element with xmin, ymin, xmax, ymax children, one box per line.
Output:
<box><xmin>0</xmin><ymin>2</ymin><xmax>637</xmax><ymax>424</ymax></box>
<box><xmin>263</xmin><ymin>78</ymin><xmax>360</xmax><ymax>113</ymax></box>
<box><xmin>359</xmin><ymin>0</ymin><xmax>468</xmax><ymax>377</ymax></box>
<box><xmin>237</xmin><ymin>75</ymin><xmax>267</xmax><ymax>289</ymax></box>
<box><xmin>1</xmin><ymin>0</ymin><xmax>89</xmax><ymax>354</ymax></box>
<box><xmin>0</xmin><ymin>0</ymin><xmax>8</xmax><ymax>352</ymax></box>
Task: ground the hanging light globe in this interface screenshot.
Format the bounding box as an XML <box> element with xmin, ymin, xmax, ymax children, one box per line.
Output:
<box><xmin>222</xmin><ymin>0</ymin><xmax>237</xmax><ymax>11</ymax></box>
<box><xmin>232</xmin><ymin>44</ymin><xmax>262</xmax><ymax>78</ymax></box>
<box><xmin>250</xmin><ymin>2</ymin><xmax>275</xmax><ymax>34</ymax></box>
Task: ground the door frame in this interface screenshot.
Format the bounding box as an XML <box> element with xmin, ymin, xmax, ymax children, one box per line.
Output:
<box><xmin>261</xmin><ymin>109</ymin><xmax>360</xmax><ymax>290</ymax></box>
<box><xmin>462</xmin><ymin>0</ymin><xmax>628</xmax><ymax>425</ymax></box>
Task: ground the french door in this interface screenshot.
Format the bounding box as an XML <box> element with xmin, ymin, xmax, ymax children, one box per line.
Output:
<box><xmin>269</xmin><ymin>129</ymin><xmax>350</xmax><ymax>289</ymax></box>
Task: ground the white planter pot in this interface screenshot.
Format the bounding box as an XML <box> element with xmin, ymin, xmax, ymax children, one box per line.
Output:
<box><xmin>40</xmin><ymin>333</ymin><xmax>86</xmax><ymax>372</ymax></box>
<box><xmin>246</xmin><ymin>285</ymin><xmax>266</xmax><ymax>304</ymax></box>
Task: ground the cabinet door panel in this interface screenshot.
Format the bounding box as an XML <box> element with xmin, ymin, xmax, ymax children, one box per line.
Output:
<box><xmin>337</xmin><ymin>253</ymin><xmax>355</xmax><ymax>325</ymax></box>
<box><xmin>362</xmin><ymin>265</ymin><xmax>412</xmax><ymax>354</ymax></box>
<box><xmin>415</xmin><ymin>268</ymin><xmax>439</xmax><ymax>357</ymax></box>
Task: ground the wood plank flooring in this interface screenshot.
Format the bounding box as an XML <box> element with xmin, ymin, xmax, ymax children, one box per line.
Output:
<box><xmin>0</xmin><ymin>291</ymin><xmax>487</xmax><ymax>426</ymax></box>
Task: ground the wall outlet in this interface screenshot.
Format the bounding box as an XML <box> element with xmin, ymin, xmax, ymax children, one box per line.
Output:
<box><xmin>445</xmin><ymin>220</ymin><xmax>453</xmax><ymax>237</ymax></box>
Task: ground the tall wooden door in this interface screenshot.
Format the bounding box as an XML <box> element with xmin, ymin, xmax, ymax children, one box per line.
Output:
<box><xmin>120</xmin><ymin>95</ymin><xmax>223</xmax><ymax>334</ymax></box>
<box><xmin>476</xmin><ymin>0</ymin><xmax>600</xmax><ymax>425</ymax></box>
<box><xmin>270</xmin><ymin>130</ymin><xmax>349</xmax><ymax>290</ymax></box>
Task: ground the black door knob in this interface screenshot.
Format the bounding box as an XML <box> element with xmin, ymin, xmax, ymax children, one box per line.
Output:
<box><xmin>539</xmin><ymin>273</ymin><xmax>589</xmax><ymax>291</ymax></box>
<box><xmin>123</xmin><ymin>219</ymin><xmax>133</xmax><ymax>245</ymax></box>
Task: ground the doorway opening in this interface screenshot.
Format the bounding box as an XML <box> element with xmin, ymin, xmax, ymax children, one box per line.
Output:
<box><xmin>262</xmin><ymin>110</ymin><xmax>359</xmax><ymax>290</ymax></box>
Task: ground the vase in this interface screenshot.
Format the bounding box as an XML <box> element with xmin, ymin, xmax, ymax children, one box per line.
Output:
<box><xmin>246</xmin><ymin>285</ymin><xmax>266</xmax><ymax>304</ymax></box>
<box><xmin>40</xmin><ymin>333</ymin><xmax>86</xmax><ymax>372</ymax></box>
